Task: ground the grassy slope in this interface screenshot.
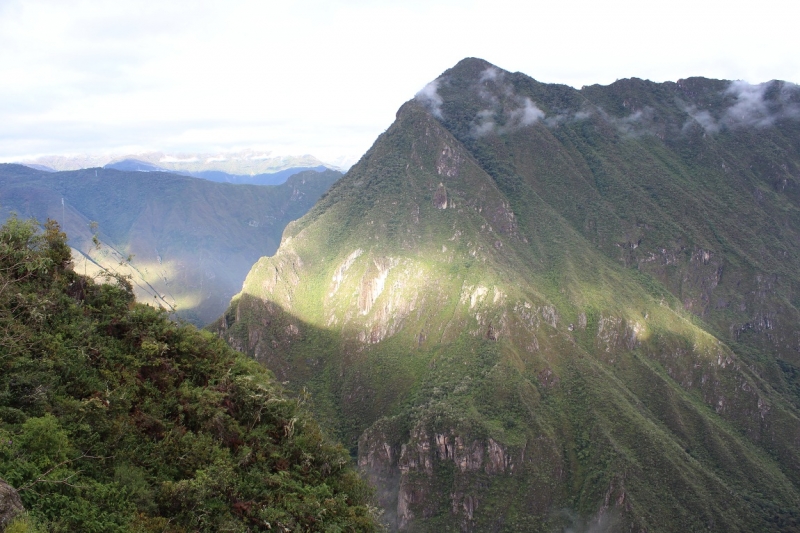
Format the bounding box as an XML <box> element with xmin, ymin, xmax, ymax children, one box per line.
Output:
<box><xmin>217</xmin><ymin>60</ymin><xmax>800</xmax><ymax>531</ymax></box>
<box><xmin>0</xmin><ymin>165</ymin><xmax>340</xmax><ymax>325</ymax></box>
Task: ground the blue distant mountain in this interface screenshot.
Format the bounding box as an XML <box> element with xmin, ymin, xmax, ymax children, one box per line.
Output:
<box><xmin>22</xmin><ymin>163</ymin><xmax>57</xmax><ymax>172</ymax></box>
<box><xmin>190</xmin><ymin>165</ymin><xmax>329</xmax><ymax>185</ymax></box>
<box><xmin>0</xmin><ymin>163</ymin><xmax>341</xmax><ymax>325</ymax></box>
<box><xmin>103</xmin><ymin>158</ymin><xmax>328</xmax><ymax>185</ymax></box>
<box><xmin>104</xmin><ymin>159</ymin><xmax>167</xmax><ymax>172</ymax></box>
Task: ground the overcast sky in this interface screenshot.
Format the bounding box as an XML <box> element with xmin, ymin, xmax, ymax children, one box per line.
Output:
<box><xmin>1</xmin><ymin>0</ymin><xmax>798</xmax><ymax>167</ymax></box>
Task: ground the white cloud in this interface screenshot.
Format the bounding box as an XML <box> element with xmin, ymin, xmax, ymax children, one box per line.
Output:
<box><xmin>720</xmin><ymin>81</ymin><xmax>800</xmax><ymax>128</ymax></box>
<box><xmin>724</xmin><ymin>81</ymin><xmax>774</xmax><ymax>127</ymax></box>
<box><xmin>675</xmin><ymin>81</ymin><xmax>800</xmax><ymax>134</ymax></box>
<box><xmin>415</xmin><ymin>80</ymin><xmax>444</xmax><ymax>118</ymax></box>
<box><xmin>1</xmin><ymin>0</ymin><xmax>799</xmax><ymax>162</ymax></box>
<box><xmin>473</xmin><ymin>109</ymin><xmax>497</xmax><ymax>136</ymax></box>
<box><xmin>682</xmin><ymin>105</ymin><xmax>719</xmax><ymax>134</ymax></box>
<box><xmin>473</xmin><ymin>97</ymin><xmax>545</xmax><ymax>136</ymax></box>
<box><xmin>545</xmin><ymin>109</ymin><xmax>593</xmax><ymax>127</ymax></box>
<box><xmin>160</xmin><ymin>156</ymin><xmax>199</xmax><ymax>163</ymax></box>
<box><xmin>510</xmin><ymin>98</ymin><xmax>545</xmax><ymax>127</ymax></box>
<box><xmin>479</xmin><ymin>66</ymin><xmax>502</xmax><ymax>83</ymax></box>
<box><xmin>470</xmin><ymin>70</ymin><xmax>545</xmax><ymax>136</ymax></box>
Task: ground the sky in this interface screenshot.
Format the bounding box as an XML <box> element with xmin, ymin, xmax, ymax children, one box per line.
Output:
<box><xmin>1</xmin><ymin>0</ymin><xmax>799</xmax><ymax>168</ymax></box>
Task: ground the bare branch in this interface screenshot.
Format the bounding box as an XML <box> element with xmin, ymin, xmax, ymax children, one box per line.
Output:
<box><xmin>17</xmin><ymin>453</ymin><xmax>108</xmax><ymax>493</ymax></box>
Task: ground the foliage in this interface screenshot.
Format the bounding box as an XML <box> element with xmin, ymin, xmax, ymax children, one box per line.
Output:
<box><xmin>0</xmin><ymin>216</ymin><xmax>378</xmax><ymax>532</ymax></box>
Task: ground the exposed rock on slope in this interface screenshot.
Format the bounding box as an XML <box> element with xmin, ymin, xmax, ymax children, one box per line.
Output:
<box><xmin>0</xmin><ymin>479</ymin><xmax>23</xmax><ymax>532</ymax></box>
<box><xmin>217</xmin><ymin>58</ymin><xmax>800</xmax><ymax>532</ymax></box>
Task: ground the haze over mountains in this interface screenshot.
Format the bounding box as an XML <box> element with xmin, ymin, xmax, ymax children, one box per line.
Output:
<box><xmin>0</xmin><ymin>164</ymin><xmax>341</xmax><ymax>324</ymax></box>
<box><xmin>102</xmin><ymin>158</ymin><xmax>331</xmax><ymax>187</ymax></box>
<box><xmin>15</xmin><ymin>149</ymin><xmax>352</xmax><ymax>176</ymax></box>
<box><xmin>216</xmin><ymin>58</ymin><xmax>800</xmax><ymax>531</ymax></box>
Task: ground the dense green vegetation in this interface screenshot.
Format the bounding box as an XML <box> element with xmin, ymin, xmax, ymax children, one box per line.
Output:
<box><xmin>0</xmin><ymin>217</ymin><xmax>378</xmax><ymax>532</ymax></box>
<box><xmin>218</xmin><ymin>59</ymin><xmax>800</xmax><ymax>531</ymax></box>
<box><xmin>0</xmin><ymin>165</ymin><xmax>341</xmax><ymax>325</ymax></box>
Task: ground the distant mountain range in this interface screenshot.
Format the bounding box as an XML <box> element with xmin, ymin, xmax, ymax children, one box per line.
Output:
<box><xmin>102</xmin><ymin>158</ymin><xmax>331</xmax><ymax>186</ymax></box>
<box><xmin>15</xmin><ymin>149</ymin><xmax>353</xmax><ymax>181</ymax></box>
<box><xmin>216</xmin><ymin>58</ymin><xmax>800</xmax><ymax>531</ymax></box>
<box><xmin>0</xmin><ymin>164</ymin><xmax>341</xmax><ymax>325</ymax></box>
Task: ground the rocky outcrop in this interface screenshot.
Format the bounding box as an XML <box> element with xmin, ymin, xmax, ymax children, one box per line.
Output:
<box><xmin>359</xmin><ymin>419</ymin><xmax>551</xmax><ymax>532</ymax></box>
<box><xmin>329</xmin><ymin>248</ymin><xmax>363</xmax><ymax>296</ymax></box>
<box><xmin>436</xmin><ymin>144</ymin><xmax>462</xmax><ymax>178</ymax></box>
<box><xmin>358</xmin><ymin>258</ymin><xmax>393</xmax><ymax>315</ymax></box>
<box><xmin>433</xmin><ymin>183</ymin><xmax>448</xmax><ymax>209</ymax></box>
<box><xmin>0</xmin><ymin>479</ymin><xmax>23</xmax><ymax>532</ymax></box>
<box><xmin>595</xmin><ymin>314</ymin><xmax>641</xmax><ymax>354</ymax></box>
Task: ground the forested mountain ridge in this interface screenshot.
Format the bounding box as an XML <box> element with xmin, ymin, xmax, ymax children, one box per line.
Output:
<box><xmin>0</xmin><ymin>217</ymin><xmax>378</xmax><ymax>532</ymax></box>
<box><xmin>0</xmin><ymin>165</ymin><xmax>341</xmax><ymax>324</ymax></box>
<box><xmin>217</xmin><ymin>58</ymin><xmax>800</xmax><ymax>531</ymax></box>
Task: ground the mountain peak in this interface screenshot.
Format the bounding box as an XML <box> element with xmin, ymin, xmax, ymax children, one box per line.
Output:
<box><xmin>219</xmin><ymin>61</ymin><xmax>800</xmax><ymax>531</ymax></box>
<box><xmin>447</xmin><ymin>56</ymin><xmax>500</xmax><ymax>76</ymax></box>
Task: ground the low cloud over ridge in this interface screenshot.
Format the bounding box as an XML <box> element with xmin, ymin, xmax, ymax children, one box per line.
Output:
<box><xmin>414</xmin><ymin>66</ymin><xmax>800</xmax><ymax>143</ymax></box>
<box><xmin>683</xmin><ymin>80</ymin><xmax>800</xmax><ymax>134</ymax></box>
<box><xmin>415</xmin><ymin>80</ymin><xmax>444</xmax><ymax>119</ymax></box>
<box><xmin>471</xmin><ymin>67</ymin><xmax>545</xmax><ymax>137</ymax></box>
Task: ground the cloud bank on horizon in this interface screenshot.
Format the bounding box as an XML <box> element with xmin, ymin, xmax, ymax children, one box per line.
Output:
<box><xmin>1</xmin><ymin>0</ymin><xmax>798</xmax><ymax>165</ymax></box>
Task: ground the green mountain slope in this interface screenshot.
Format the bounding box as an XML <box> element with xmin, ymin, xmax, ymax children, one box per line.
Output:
<box><xmin>216</xmin><ymin>58</ymin><xmax>800</xmax><ymax>531</ymax></box>
<box><xmin>0</xmin><ymin>165</ymin><xmax>341</xmax><ymax>324</ymax></box>
<box><xmin>0</xmin><ymin>217</ymin><xmax>378</xmax><ymax>532</ymax></box>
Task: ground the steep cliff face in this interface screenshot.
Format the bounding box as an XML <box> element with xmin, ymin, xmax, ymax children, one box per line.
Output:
<box><xmin>217</xmin><ymin>59</ymin><xmax>800</xmax><ymax>531</ymax></box>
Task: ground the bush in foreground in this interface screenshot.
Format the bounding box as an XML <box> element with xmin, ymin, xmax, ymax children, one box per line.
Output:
<box><xmin>0</xmin><ymin>217</ymin><xmax>378</xmax><ymax>532</ymax></box>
